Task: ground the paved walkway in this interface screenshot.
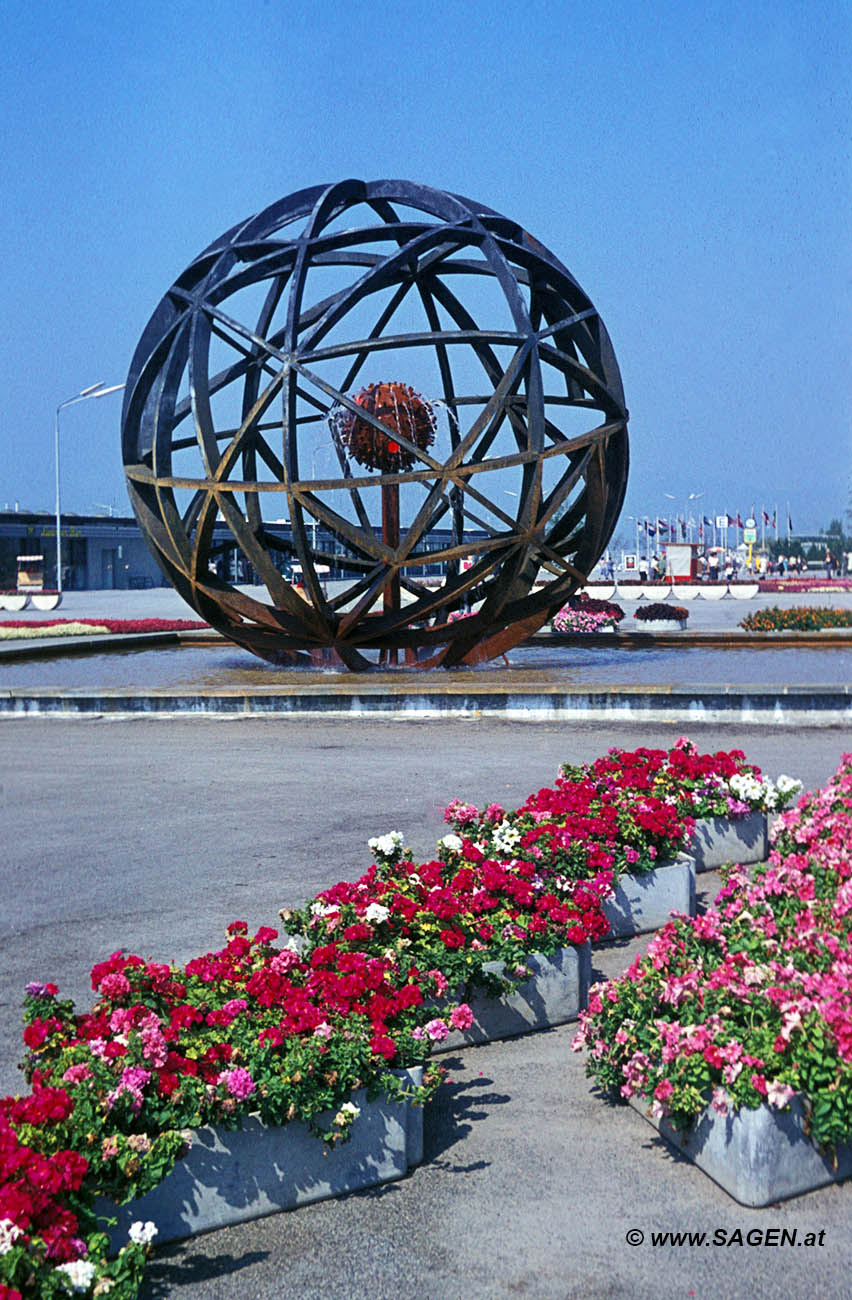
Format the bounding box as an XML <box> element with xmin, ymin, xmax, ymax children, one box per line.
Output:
<box><xmin>2</xmin><ymin>718</ymin><xmax>851</xmax><ymax>1298</ymax></box>
<box><xmin>3</xmin><ymin>584</ymin><xmax>852</xmax><ymax>634</ymax></box>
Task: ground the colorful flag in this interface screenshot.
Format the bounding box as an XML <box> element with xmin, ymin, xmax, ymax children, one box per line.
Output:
<box><xmin>703</xmin><ymin>516</ymin><xmax>713</xmax><ymax>527</ymax></box>
<box><xmin>787</xmin><ymin>508</ymin><xmax>793</xmax><ymax>532</ymax></box>
<box><xmin>727</xmin><ymin>514</ymin><xmax>737</xmax><ymax>527</ymax></box>
<box><xmin>736</xmin><ymin>513</ymin><xmax>745</xmax><ymax>529</ymax></box>
<box><xmin>762</xmin><ymin>509</ymin><xmax>771</xmax><ymax>526</ymax></box>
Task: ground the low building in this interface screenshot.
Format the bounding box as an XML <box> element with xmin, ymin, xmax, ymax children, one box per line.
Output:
<box><xmin>0</xmin><ymin>511</ymin><xmax>469</xmax><ymax>591</ymax></box>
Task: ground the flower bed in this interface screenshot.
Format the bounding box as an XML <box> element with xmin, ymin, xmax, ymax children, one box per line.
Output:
<box><xmin>0</xmin><ymin>618</ymin><xmax>207</xmax><ymax>639</ymax></box>
<box><xmin>551</xmin><ymin>593</ymin><xmax>624</xmax><ymax>633</ymax></box>
<box><xmin>634</xmin><ymin>602</ymin><xmax>689</xmax><ymax>629</ymax></box>
<box><xmin>561</xmin><ymin>739</ymin><xmax>798</xmax><ymax>873</ymax></box>
<box><xmin>283</xmin><ymin>830</ymin><xmax>607</xmax><ymax>1041</ymax></box>
<box><xmin>441</xmin><ymin>740</ymin><xmax>798</xmax><ymax>932</ymax></box>
<box><xmin>740</xmin><ymin>605</ymin><xmax>852</xmax><ymax>632</ymax></box>
<box><xmin>574</xmin><ymin>754</ymin><xmax>852</xmax><ymax>1204</ymax></box>
<box><xmin>0</xmin><ymin>922</ymin><xmax>453</xmax><ymax>1298</ymax></box>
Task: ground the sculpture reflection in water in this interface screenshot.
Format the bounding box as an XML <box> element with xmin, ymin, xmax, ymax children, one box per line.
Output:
<box><xmin>121</xmin><ymin>178</ymin><xmax>629</xmax><ymax>669</ymax></box>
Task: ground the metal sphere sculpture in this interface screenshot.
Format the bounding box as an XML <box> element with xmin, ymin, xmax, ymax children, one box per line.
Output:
<box><xmin>121</xmin><ymin>178</ymin><xmax>629</xmax><ymax>669</ymax></box>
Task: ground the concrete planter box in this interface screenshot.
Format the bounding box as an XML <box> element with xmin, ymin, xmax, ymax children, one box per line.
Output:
<box><xmin>435</xmin><ymin>943</ymin><xmax>591</xmax><ymax>1051</ymax></box>
<box><xmin>602</xmin><ymin>859</ymin><xmax>696</xmax><ymax>937</ymax></box>
<box><xmin>687</xmin><ymin>811</ymin><xmax>768</xmax><ymax>872</ymax></box>
<box><xmin>98</xmin><ymin>1067</ymin><xmax>423</xmax><ymax>1248</ymax></box>
<box><xmin>634</xmin><ymin>618</ymin><xmax>687</xmax><ymax>632</ymax></box>
<box><xmin>629</xmin><ymin>1093</ymin><xmax>852</xmax><ymax>1207</ymax></box>
<box><xmin>0</xmin><ymin>593</ymin><xmax>29</xmax><ymax>611</ymax></box>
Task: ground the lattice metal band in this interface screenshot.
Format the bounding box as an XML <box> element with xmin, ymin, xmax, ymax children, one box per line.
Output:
<box><xmin>121</xmin><ymin>178</ymin><xmax>629</xmax><ymax>669</ymax></box>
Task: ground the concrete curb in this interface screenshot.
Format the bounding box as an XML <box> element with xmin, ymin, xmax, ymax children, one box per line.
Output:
<box><xmin>1</xmin><ymin>684</ymin><xmax>850</xmax><ymax>724</ymax></box>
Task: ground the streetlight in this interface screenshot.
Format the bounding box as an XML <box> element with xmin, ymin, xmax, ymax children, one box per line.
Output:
<box><xmin>55</xmin><ymin>381</ymin><xmax>125</xmax><ymax>593</ymax></box>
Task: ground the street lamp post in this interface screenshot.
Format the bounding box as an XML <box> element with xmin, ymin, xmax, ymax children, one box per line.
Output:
<box><xmin>55</xmin><ymin>382</ymin><xmax>125</xmax><ymax>593</ymax></box>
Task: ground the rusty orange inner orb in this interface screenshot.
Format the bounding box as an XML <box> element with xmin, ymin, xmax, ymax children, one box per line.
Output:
<box><xmin>336</xmin><ymin>382</ymin><xmax>436</xmax><ymax>473</ymax></box>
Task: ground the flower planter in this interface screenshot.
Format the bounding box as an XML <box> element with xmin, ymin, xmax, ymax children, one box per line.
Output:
<box><xmin>435</xmin><ymin>943</ymin><xmax>591</xmax><ymax>1051</ymax></box>
<box><xmin>601</xmin><ymin>858</ymin><xmax>696</xmax><ymax>937</ymax></box>
<box><xmin>97</xmin><ymin>1067</ymin><xmax>423</xmax><ymax>1249</ymax></box>
<box><xmin>686</xmin><ymin>811</ymin><xmax>768</xmax><ymax>872</ymax></box>
<box><xmin>30</xmin><ymin>592</ymin><xmax>62</xmax><ymax>610</ymax></box>
<box><xmin>0</xmin><ymin>593</ymin><xmax>29</xmax><ymax>611</ymax></box>
<box><xmin>629</xmin><ymin>1093</ymin><xmax>852</xmax><ymax>1207</ymax></box>
<box><xmin>635</xmin><ymin>618</ymin><xmax>687</xmax><ymax>632</ymax></box>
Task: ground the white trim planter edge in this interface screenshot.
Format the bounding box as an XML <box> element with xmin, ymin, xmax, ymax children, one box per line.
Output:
<box><xmin>602</xmin><ymin>859</ymin><xmax>696</xmax><ymax>938</ymax></box>
<box><xmin>633</xmin><ymin>618</ymin><xmax>688</xmax><ymax>632</ymax></box>
<box><xmin>628</xmin><ymin>1093</ymin><xmax>852</xmax><ymax>1207</ymax></box>
<box><xmin>687</xmin><ymin>812</ymin><xmax>768</xmax><ymax>872</ymax></box>
<box><xmin>30</xmin><ymin>592</ymin><xmax>62</xmax><ymax>611</ymax></box>
<box><xmin>435</xmin><ymin>942</ymin><xmax>591</xmax><ymax>1052</ymax></box>
<box><xmin>97</xmin><ymin>1067</ymin><xmax>423</xmax><ymax>1248</ymax></box>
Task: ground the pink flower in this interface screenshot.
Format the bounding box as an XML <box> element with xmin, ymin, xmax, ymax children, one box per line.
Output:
<box><xmin>449</xmin><ymin>1004</ymin><xmax>474</xmax><ymax>1031</ymax></box>
<box><xmin>427</xmin><ymin>969</ymin><xmax>449</xmax><ymax>997</ymax></box>
<box><xmin>219</xmin><ymin>1067</ymin><xmax>256</xmax><ymax>1101</ymax></box>
<box><xmin>106</xmin><ymin>1066</ymin><xmax>151</xmax><ymax>1113</ymax></box>
<box><xmin>270</xmin><ymin>949</ymin><xmax>301</xmax><ymax>974</ymax></box>
<box><xmin>424</xmin><ymin>1018</ymin><xmax>450</xmax><ymax>1042</ymax></box>
<box><xmin>62</xmin><ymin>1064</ymin><xmax>93</xmax><ymax>1085</ymax></box>
<box><xmin>98</xmin><ymin>971</ymin><xmax>131</xmax><ymax>999</ymax></box>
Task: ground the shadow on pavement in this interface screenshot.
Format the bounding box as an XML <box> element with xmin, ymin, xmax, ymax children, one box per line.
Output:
<box><xmin>140</xmin><ymin>1248</ymin><xmax>269</xmax><ymax>1298</ymax></box>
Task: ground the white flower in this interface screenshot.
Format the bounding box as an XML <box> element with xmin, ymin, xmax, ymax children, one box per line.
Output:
<box><xmin>492</xmin><ymin>820</ymin><xmax>521</xmax><ymax>854</ymax></box>
<box><xmin>334</xmin><ymin>1101</ymin><xmax>360</xmax><ymax>1126</ymax></box>
<box><xmin>367</xmin><ymin>831</ymin><xmax>404</xmax><ymax>859</ymax></box>
<box><xmin>728</xmin><ymin>773</ymin><xmax>764</xmax><ymax>804</ymax></box>
<box><xmin>55</xmin><ymin>1259</ymin><xmax>97</xmax><ymax>1291</ymax></box>
<box><xmin>365</xmin><ymin>902</ymin><xmax>390</xmax><ymax>925</ymax></box>
<box><xmin>766</xmin><ymin>1081</ymin><xmax>795</xmax><ymax>1109</ymax></box>
<box><xmin>128</xmin><ymin>1219</ymin><xmax>158</xmax><ymax>1246</ymax></box>
<box><xmin>777</xmin><ymin>774</ymin><xmax>802</xmax><ymax>794</ymax></box>
<box><xmin>310</xmin><ymin>901</ymin><xmax>339</xmax><ymax>918</ymax></box>
<box><xmin>0</xmin><ymin>1218</ymin><xmax>23</xmax><ymax>1254</ymax></box>
<box><xmin>440</xmin><ymin>833</ymin><xmax>463</xmax><ymax>853</ymax></box>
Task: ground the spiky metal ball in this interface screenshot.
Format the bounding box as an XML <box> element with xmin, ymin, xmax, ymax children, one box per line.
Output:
<box><xmin>332</xmin><ymin>382</ymin><xmax>436</xmax><ymax>474</ymax></box>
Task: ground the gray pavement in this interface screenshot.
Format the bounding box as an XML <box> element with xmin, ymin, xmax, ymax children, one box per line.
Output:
<box><xmin>2</xmin><ymin>717</ymin><xmax>852</xmax><ymax>1298</ymax></box>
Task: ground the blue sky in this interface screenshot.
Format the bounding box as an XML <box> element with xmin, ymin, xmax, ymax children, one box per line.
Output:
<box><xmin>1</xmin><ymin>0</ymin><xmax>849</xmax><ymax>539</ymax></box>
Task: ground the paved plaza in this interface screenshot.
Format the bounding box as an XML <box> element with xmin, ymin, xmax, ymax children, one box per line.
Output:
<box><xmin>2</xmin><ymin>710</ymin><xmax>852</xmax><ymax>1298</ymax></box>
<box><xmin>4</xmin><ymin>582</ymin><xmax>852</xmax><ymax>634</ymax></box>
